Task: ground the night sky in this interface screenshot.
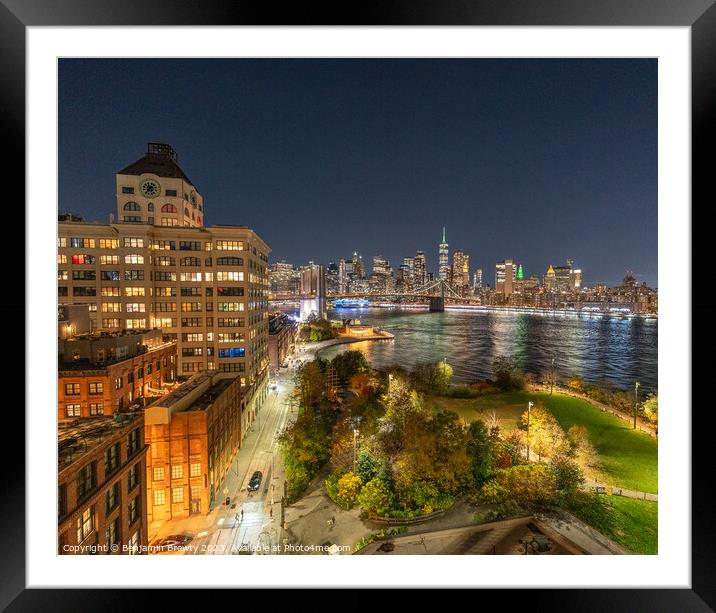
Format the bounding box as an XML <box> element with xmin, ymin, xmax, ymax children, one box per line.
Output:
<box><xmin>59</xmin><ymin>59</ymin><xmax>657</xmax><ymax>287</ymax></box>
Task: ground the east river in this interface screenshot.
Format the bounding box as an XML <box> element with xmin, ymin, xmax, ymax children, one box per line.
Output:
<box><xmin>294</xmin><ymin>307</ymin><xmax>658</xmax><ymax>393</ymax></box>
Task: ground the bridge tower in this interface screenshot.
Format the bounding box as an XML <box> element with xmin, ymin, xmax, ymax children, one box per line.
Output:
<box><xmin>429</xmin><ymin>280</ymin><xmax>446</xmax><ymax>312</ymax></box>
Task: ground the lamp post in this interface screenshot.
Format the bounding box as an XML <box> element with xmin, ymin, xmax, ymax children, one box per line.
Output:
<box><xmin>526</xmin><ymin>401</ymin><xmax>534</xmax><ymax>463</ymax></box>
<box><xmin>633</xmin><ymin>381</ymin><xmax>640</xmax><ymax>429</ymax></box>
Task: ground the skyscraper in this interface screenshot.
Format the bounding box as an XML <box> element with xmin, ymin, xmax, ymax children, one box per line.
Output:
<box><xmin>452</xmin><ymin>249</ymin><xmax>470</xmax><ymax>296</ymax></box>
<box><xmin>473</xmin><ymin>268</ymin><xmax>483</xmax><ymax>291</ymax></box>
<box><xmin>438</xmin><ymin>227</ymin><xmax>449</xmax><ymax>281</ymax></box>
<box><xmin>414</xmin><ymin>251</ymin><xmax>427</xmax><ymax>287</ymax></box>
<box><xmin>495</xmin><ymin>259</ymin><xmax>516</xmax><ymax>296</ymax></box>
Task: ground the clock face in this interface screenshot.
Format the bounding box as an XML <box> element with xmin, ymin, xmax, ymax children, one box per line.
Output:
<box><xmin>139</xmin><ymin>179</ymin><xmax>161</xmax><ymax>198</ymax></box>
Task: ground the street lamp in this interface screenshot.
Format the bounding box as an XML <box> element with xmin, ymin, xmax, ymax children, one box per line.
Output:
<box><xmin>633</xmin><ymin>381</ymin><xmax>640</xmax><ymax>429</ymax></box>
<box><xmin>526</xmin><ymin>401</ymin><xmax>534</xmax><ymax>463</ymax></box>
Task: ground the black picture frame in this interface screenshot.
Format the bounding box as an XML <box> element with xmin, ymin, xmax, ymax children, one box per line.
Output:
<box><xmin>4</xmin><ymin>0</ymin><xmax>712</xmax><ymax>608</ymax></box>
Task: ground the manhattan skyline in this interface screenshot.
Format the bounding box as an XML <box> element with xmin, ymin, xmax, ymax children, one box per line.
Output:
<box><xmin>59</xmin><ymin>58</ymin><xmax>657</xmax><ymax>287</ymax></box>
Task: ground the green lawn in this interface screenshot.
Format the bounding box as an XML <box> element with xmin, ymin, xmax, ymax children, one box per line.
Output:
<box><xmin>429</xmin><ymin>390</ymin><xmax>658</xmax><ymax>494</ymax></box>
<box><xmin>567</xmin><ymin>494</ymin><xmax>658</xmax><ymax>554</ymax></box>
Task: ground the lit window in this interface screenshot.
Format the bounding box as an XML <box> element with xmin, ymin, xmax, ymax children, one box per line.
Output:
<box><xmin>99</xmin><ymin>239</ymin><xmax>119</xmax><ymax>249</ymax></box>
<box><xmin>64</xmin><ymin>383</ymin><xmax>81</xmax><ymax>395</ymax></box>
<box><xmin>153</xmin><ymin>466</ymin><xmax>165</xmax><ymax>481</ymax></box>
<box><xmin>124</xmin><ymin>254</ymin><xmax>144</xmax><ymax>264</ymax></box>
<box><xmin>100</xmin><ymin>255</ymin><xmax>119</xmax><ymax>265</ymax></box>
<box><xmin>65</xmin><ymin>404</ymin><xmax>81</xmax><ymax>417</ymax></box>
<box><xmin>153</xmin><ymin>489</ymin><xmax>165</xmax><ymax>506</ymax></box>
<box><xmin>171</xmin><ymin>464</ymin><xmax>183</xmax><ymax>479</ymax></box>
<box><xmin>76</xmin><ymin>507</ymin><xmax>95</xmax><ymax>543</ymax></box>
<box><xmin>189</xmin><ymin>463</ymin><xmax>201</xmax><ymax>477</ymax></box>
<box><xmin>88</xmin><ymin>382</ymin><xmax>104</xmax><ymax>394</ymax></box>
<box><xmin>89</xmin><ymin>403</ymin><xmax>103</xmax><ymax>415</ymax></box>
<box><xmin>172</xmin><ymin>487</ymin><xmax>184</xmax><ymax>503</ymax></box>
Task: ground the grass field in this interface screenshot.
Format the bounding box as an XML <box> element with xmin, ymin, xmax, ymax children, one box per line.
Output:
<box><xmin>428</xmin><ymin>390</ymin><xmax>658</xmax><ymax>494</ymax></box>
<box><xmin>567</xmin><ymin>494</ymin><xmax>658</xmax><ymax>554</ymax></box>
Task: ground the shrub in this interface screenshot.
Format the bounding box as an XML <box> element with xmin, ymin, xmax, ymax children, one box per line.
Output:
<box><xmin>335</xmin><ymin>472</ymin><xmax>363</xmax><ymax>509</ymax></box>
<box><xmin>357</xmin><ymin>478</ymin><xmax>393</xmax><ymax>516</ymax></box>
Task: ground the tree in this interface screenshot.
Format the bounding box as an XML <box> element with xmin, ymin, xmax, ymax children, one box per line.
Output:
<box><xmin>521</xmin><ymin>403</ymin><xmax>569</xmax><ymax>462</ymax></box>
<box><xmin>641</xmin><ymin>394</ymin><xmax>658</xmax><ymax>424</ymax></box>
<box><xmin>466</xmin><ymin>420</ymin><xmax>495</xmax><ymax>485</ymax></box>
<box><xmin>567</xmin><ymin>425</ymin><xmax>600</xmax><ymax>475</ymax></box>
<box><xmin>357</xmin><ymin>478</ymin><xmax>393</xmax><ymax>516</ymax></box>
<box><xmin>331</xmin><ymin>351</ymin><xmax>369</xmax><ymax>384</ymax></box>
<box><xmin>356</xmin><ymin>449</ymin><xmax>380</xmax><ymax>484</ymax></box>
<box><xmin>493</xmin><ymin>356</ymin><xmax>525</xmax><ymax>391</ymax></box>
<box><xmin>488</xmin><ymin>464</ymin><xmax>558</xmax><ymax>509</ymax></box>
<box><xmin>410</xmin><ymin>361</ymin><xmax>453</xmax><ymax>394</ymax></box>
<box><xmin>335</xmin><ymin>472</ymin><xmax>362</xmax><ymax>509</ymax></box>
<box><xmin>550</xmin><ymin>454</ymin><xmax>585</xmax><ymax>496</ymax></box>
<box><xmin>294</xmin><ymin>360</ymin><xmax>326</xmax><ymax>408</ymax></box>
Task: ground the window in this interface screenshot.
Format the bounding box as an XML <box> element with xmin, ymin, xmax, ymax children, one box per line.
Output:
<box><xmin>102</xmin><ymin>303</ymin><xmax>121</xmax><ymax>313</ymax></box>
<box><xmin>58</xmin><ymin>237</ymin><xmax>67</xmax><ymax>248</ymax></box>
<box><xmin>182</xmin><ymin>361</ymin><xmax>203</xmax><ymax>372</ymax></box>
<box><xmin>217</xmin><ymin>318</ymin><xmax>245</xmax><ymax>327</ymax></box>
<box><xmin>217</xmin><ymin>286</ymin><xmax>244</xmax><ymax>296</ymax></box>
<box><xmin>219</xmin><ymin>347</ymin><xmax>245</xmax><ymax>358</ymax></box>
<box><xmin>125</xmin><ymin>270</ymin><xmax>144</xmax><ymax>281</ymax></box>
<box><xmin>99</xmin><ymin>239</ymin><xmax>119</xmax><ymax>249</ymax></box>
<box><xmin>181</xmin><ymin>302</ymin><xmax>202</xmax><ymax>312</ymax></box>
<box><xmin>106</xmin><ymin>517</ymin><xmax>120</xmax><ymax>550</ymax></box>
<box><xmin>216</xmin><ymin>271</ymin><xmax>243</xmax><ymax>282</ymax></box>
<box><xmin>89</xmin><ymin>382</ymin><xmax>103</xmax><ymax>394</ymax></box>
<box><xmin>126</xmin><ymin>318</ymin><xmax>146</xmax><ymax>329</ymax></box>
<box><xmin>114</xmin><ymin>377</ymin><xmax>123</xmax><ymax>390</ymax></box>
<box><xmin>123</xmin><ymin>202</ymin><xmax>141</xmax><ymax>211</ymax></box>
<box><xmin>128</xmin><ymin>463</ymin><xmax>140</xmax><ymax>491</ymax></box>
<box><xmin>73</xmin><ymin>287</ymin><xmax>97</xmax><ymax>296</ymax></box>
<box><xmin>152</xmin><ymin>239</ymin><xmax>175</xmax><ymax>250</ymax></box>
<box><xmin>154</xmin><ymin>271</ymin><xmax>176</xmax><ymax>282</ymax></box>
<box><xmin>89</xmin><ymin>403</ymin><xmax>104</xmax><ymax>416</ymax></box>
<box><xmin>154</xmin><ymin>317</ymin><xmax>176</xmax><ymax>328</ymax></box>
<box><xmin>58</xmin><ymin>254</ymin><xmax>68</xmax><ymax>264</ymax></box>
<box><xmin>147</xmin><ymin>202</ymin><xmax>154</xmax><ymax>212</ymax></box>
<box><xmin>181</xmin><ymin>287</ymin><xmax>202</xmax><ymax>297</ymax></box>
<box><xmin>128</xmin><ymin>428</ymin><xmax>140</xmax><ymax>455</ymax></box>
<box><xmin>58</xmin><ymin>484</ymin><xmax>67</xmax><ymax>519</ymax></box>
<box><xmin>182</xmin><ymin>333</ymin><xmax>203</xmax><ymax>342</ymax></box>
<box><xmin>219</xmin><ymin>363</ymin><xmax>245</xmax><ymax>373</ymax></box>
<box><xmin>129</xmin><ymin>496</ymin><xmax>140</xmax><ymax>525</ymax></box>
<box><xmin>128</xmin><ymin>530</ymin><xmax>139</xmax><ymax>555</ymax></box>
<box><xmin>71</xmin><ymin>254</ymin><xmax>95</xmax><ymax>266</ymax></box>
<box><xmin>102</xmin><ymin>270</ymin><xmax>121</xmax><ymax>281</ymax></box>
<box><xmin>102</xmin><ymin>318</ymin><xmax>121</xmax><ymax>328</ymax></box>
<box><xmin>181</xmin><ymin>317</ymin><xmax>202</xmax><ymax>328</ymax></box>
<box><xmin>65</xmin><ymin>403</ymin><xmax>81</xmax><ymax>417</ymax></box>
<box><xmin>155</xmin><ymin>287</ymin><xmax>176</xmax><ymax>297</ymax></box>
<box><xmin>124</xmin><ymin>287</ymin><xmax>145</xmax><ymax>297</ymax></box>
<box><xmin>184</xmin><ymin>208</ymin><xmax>190</xmax><ymax>217</ymax></box>
<box><xmin>154</xmin><ymin>302</ymin><xmax>177</xmax><ymax>312</ymax></box>
<box><xmin>106</xmin><ymin>481</ymin><xmax>120</xmax><ymax>515</ymax></box>
<box><xmin>104</xmin><ymin>443</ymin><xmax>120</xmax><ymax>476</ymax></box>
<box><xmin>182</xmin><ymin>347</ymin><xmax>203</xmax><ymax>357</ymax></box>
<box><xmin>171</xmin><ymin>464</ymin><xmax>183</xmax><ymax>480</ymax></box>
<box><xmin>122</xmin><ymin>186</ymin><xmax>135</xmax><ymax>194</ymax></box>
<box><xmin>179</xmin><ymin>241</ymin><xmax>201</xmax><ymax>251</ymax></box>
<box><xmin>76</xmin><ymin>462</ymin><xmax>97</xmax><ymax>501</ymax></box>
<box><xmin>156</xmin><ymin>256</ymin><xmax>175</xmax><ymax>266</ymax></box>
<box><xmin>215</xmin><ymin>240</ymin><xmax>243</xmax><ymax>251</ymax></box>
<box><xmin>153</xmin><ymin>489</ymin><xmax>165</xmax><ymax>506</ymax></box>
<box><xmin>216</xmin><ymin>256</ymin><xmax>243</xmax><ymax>266</ymax></box>
<box><xmin>100</xmin><ymin>255</ymin><xmax>119</xmax><ymax>265</ymax></box>
<box><xmin>72</xmin><ymin>269</ymin><xmax>96</xmax><ymax>280</ymax></box>
<box><xmin>123</xmin><ymin>237</ymin><xmax>144</xmax><ymax>248</ymax></box>
<box><xmin>218</xmin><ymin>302</ymin><xmax>244</xmax><ymax>312</ymax></box>
<box><xmin>124</xmin><ymin>254</ymin><xmax>145</xmax><ymax>264</ymax></box>
<box><xmin>127</xmin><ymin>372</ymin><xmax>134</xmax><ymax>384</ymax></box>
<box><xmin>179</xmin><ymin>272</ymin><xmax>202</xmax><ymax>282</ymax></box>
<box><xmin>76</xmin><ymin>506</ymin><xmax>95</xmax><ymax>543</ymax></box>
<box><xmin>217</xmin><ymin>333</ymin><xmax>245</xmax><ymax>343</ymax></box>
<box><xmin>190</xmin><ymin>463</ymin><xmax>201</xmax><ymax>477</ymax></box>
<box><xmin>180</xmin><ymin>256</ymin><xmax>201</xmax><ymax>266</ymax></box>
<box><xmin>64</xmin><ymin>383</ymin><xmax>81</xmax><ymax>395</ymax></box>
<box><xmin>70</xmin><ymin>238</ymin><xmax>95</xmax><ymax>249</ymax></box>
<box><xmin>153</xmin><ymin>466</ymin><xmax>165</xmax><ymax>481</ymax></box>
<box><xmin>165</xmin><ymin>190</ymin><xmax>177</xmax><ymax>197</ymax></box>
<box><xmin>161</xmin><ymin>218</ymin><xmax>179</xmax><ymax>226</ymax></box>
<box><xmin>124</xmin><ymin>215</ymin><xmax>142</xmax><ymax>223</ymax></box>
<box><xmin>190</xmin><ymin>484</ymin><xmax>201</xmax><ymax>500</ymax></box>
<box><xmin>172</xmin><ymin>487</ymin><xmax>184</xmax><ymax>503</ymax></box>
<box><xmin>126</xmin><ymin>303</ymin><xmax>146</xmax><ymax>313</ymax></box>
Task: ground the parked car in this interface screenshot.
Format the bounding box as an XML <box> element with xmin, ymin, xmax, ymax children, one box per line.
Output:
<box><xmin>247</xmin><ymin>470</ymin><xmax>263</xmax><ymax>491</ymax></box>
<box><xmin>151</xmin><ymin>534</ymin><xmax>193</xmax><ymax>553</ymax></box>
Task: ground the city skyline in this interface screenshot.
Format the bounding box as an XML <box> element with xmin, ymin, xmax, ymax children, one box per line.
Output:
<box><xmin>59</xmin><ymin>58</ymin><xmax>657</xmax><ymax>287</ymax></box>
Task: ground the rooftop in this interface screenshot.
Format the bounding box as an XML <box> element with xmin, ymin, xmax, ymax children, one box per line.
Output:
<box><xmin>117</xmin><ymin>143</ymin><xmax>194</xmax><ymax>184</ymax></box>
<box><xmin>58</xmin><ymin>414</ymin><xmax>142</xmax><ymax>470</ymax></box>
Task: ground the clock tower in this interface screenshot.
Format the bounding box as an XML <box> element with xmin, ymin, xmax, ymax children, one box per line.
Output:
<box><xmin>115</xmin><ymin>142</ymin><xmax>205</xmax><ymax>228</ymax></box>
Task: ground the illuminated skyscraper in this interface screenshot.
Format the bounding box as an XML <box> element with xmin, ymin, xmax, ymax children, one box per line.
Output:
<box><xmin>414</xmin><ymin>251</ymin><xmax>427</xmax><ymax>287</ymax></box>
<box><xmin>473</xmin><ymin>268</ymin><xmax>483</xmax><ymax>291</ymax></box>
<box><xmin>438</xmin><ymin>227</ymin><xmax>449</xmax><ymax>281</ymax></box>
<box><xmin>495</xmin><ymin>259</ymin><xmax>516</xmax><ymax>296</ymax></box>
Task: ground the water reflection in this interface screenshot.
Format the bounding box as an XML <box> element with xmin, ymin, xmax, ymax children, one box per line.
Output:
<box><xmin>297</xmin><ymin>307</ymin><xmax>658</xmax><ymax>392</ymax></box>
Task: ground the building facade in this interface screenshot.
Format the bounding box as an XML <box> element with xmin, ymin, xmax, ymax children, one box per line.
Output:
<box><xmin>58</xmin><ymin>329</ymin><xmax>177</xmax><ymax>419</ymax></box>
<box><xmin>144</xmin><ymin>371</ymin><xmax>244</xmax><ymax>520</ymax></box>
<box><xmin>58</xmin><ymin>413</ymin><xmax>149</xmax><ymax>555</ymax></box>
<box><xmin>268</xmin><ymin>313</ymin><xmax>297</xmax><ymax>374</ymax></box>
<box><xmin>58</xmin><ymin>143</ymin><xmax>270</xmax><ymax>420</ymax></box>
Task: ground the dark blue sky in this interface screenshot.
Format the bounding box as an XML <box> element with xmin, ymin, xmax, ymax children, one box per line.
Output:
<box><xmin>59</xmin><ymin>59</ymin><xmax>657</xmax><ymax>287</ymax></box>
